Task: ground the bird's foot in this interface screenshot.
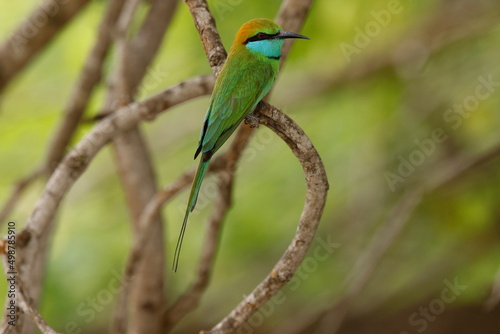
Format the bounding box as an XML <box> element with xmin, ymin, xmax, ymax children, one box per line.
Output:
<box><xmin>244</xmin><ymin>114</ymin><xmax>260</xmax><ymax>128</ymax></box>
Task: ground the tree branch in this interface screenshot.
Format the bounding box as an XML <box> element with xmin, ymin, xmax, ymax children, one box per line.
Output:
<box><xmin>182</xmin><ymin>1</ymin><xmax>321</xmax><ymax>333</ymax></box>
<box><xmin>0</xmin><ymin>0</ymin><xmax>125</xmax><ymax>228</ymax></box>
<box><xmin>0</xmin><ymin>250</ymin><xmax>59</xmax><ymax>334</ymax></box>
<box><xmin>4</xmin><ymin>74</ymin><xmax>212</xmax><ymax>334</ymax></box>
<box><xmin>1</xmin><ymin>217</ymin><xmax>55</xmax><ymax>333</ymax></box>
<box><xmin>201</xmin><ymin>103</ymin><xmax>329</xmax><ymax>334</ymax></box>
<box><xmin>107</xmin><ymin>1</ymin><xmax>179</xmax><ymax>333</ymax></box>
<box><xmin>185</xmin><ymin>0</ymin><xmax>227</xmax><ymax>75</ymax></box>
<box><xmin>0</xmin><ymin>0</ymin><xmax>91</xmax><ymax>93</ymax></box>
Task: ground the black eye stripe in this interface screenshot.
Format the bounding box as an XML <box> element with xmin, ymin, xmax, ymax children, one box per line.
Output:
<box><xmin>243</xmin><ymin>32</ymin><xmax>279</xmax><ymax>44</ymax></box>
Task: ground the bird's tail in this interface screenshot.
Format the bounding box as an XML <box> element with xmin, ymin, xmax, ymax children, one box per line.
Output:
<box><xmin>172</xmin><ymin>157</ymin><xmax>210</xmax><ymax>272</ymax></box>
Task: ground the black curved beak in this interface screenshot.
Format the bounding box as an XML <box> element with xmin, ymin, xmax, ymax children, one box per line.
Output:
<box><xmin>276</xmin><ymin>30</ymin><xmax>310</xmax><ymax>40</ymax></box>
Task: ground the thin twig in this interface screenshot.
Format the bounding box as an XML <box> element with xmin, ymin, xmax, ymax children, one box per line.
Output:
<box><xmin>112</xmin><ymin>0</ymin><xmax>139</xmax><ymax>104</ymax></box>
<box><xmin>425</xmin><ymin>144</ymin><xmax>500</xmax><ymax>192</ymax></box>
<box><xmin>0</xmin><ymin>169</ymin><xmax>44</xmax><ymax>225</ymax></box>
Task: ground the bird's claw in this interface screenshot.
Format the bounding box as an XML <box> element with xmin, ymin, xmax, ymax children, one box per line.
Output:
<box><xmin>244</xmin><ymin>114</ymin><xmax>260</xmax><ymax>128</ymax></box>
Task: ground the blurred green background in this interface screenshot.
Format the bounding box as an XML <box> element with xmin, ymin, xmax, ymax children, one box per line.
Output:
<box><xmin>1</xmin><ymin>0</ymin><xmax>500</xmax><ymax>333</ymax></box>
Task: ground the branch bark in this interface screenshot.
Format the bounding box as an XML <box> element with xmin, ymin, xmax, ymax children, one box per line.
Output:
<box><xmin>1</xmin><ymin>251</ymin><xmax>59</xmax><ymax>334</ymax></box>
<box><xmin>183</xmin><ymin>1</ymin><xmax>322</xmax><ymax>333</ymax></box>
<box><xmin>202</xmin><ymin>103</ymin><xmax>329</xmax><ymax>334</ymax></box>
<box><xmin>107</xmin><ymin>1</ymin><xmax>179</xmax><ymax>333</ymax></box>
<box><xmin>185</xmin><ymin>0</ymin><xmax>227</xmax><ymax>75</ymax></box>
<box><xmin>2</xmin><ymin>74</ymin><xmax>213</xmax><ymax>334</ymax></box>
<box><xmin>113</xmin><ymin>1</ymin><xmax>256</xmax><ymax>327</ymax></box>
<box><xmin>0</xmin><ymin>0</ymin><xmax>125</xmax><ymax>227</ymax></box>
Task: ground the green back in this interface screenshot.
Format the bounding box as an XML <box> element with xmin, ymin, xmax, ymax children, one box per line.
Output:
<box><xmin>198</xmin><ymin>51</ymin><xmax>279</xmax><ymax>157</ymax></box>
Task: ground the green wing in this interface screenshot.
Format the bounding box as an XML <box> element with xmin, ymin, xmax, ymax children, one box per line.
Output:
<box><xmin>196</xmin><ymin>59</ymin><xmax>277</xmax><ymax>159</ymax></box>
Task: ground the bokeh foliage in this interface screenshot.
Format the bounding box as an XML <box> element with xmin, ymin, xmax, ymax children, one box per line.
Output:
<box><xmin>1</xmin><ymin>0</ymin><xmax>499</xmax><ymax>332</ymax></box>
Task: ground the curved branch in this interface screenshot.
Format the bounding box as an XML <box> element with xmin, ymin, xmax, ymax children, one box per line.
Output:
<box><xmin>202</xmin><ymin>103</ymin><xmax>329</xmax><ymax>334</ymax></box>
<box><xmin>182</xmin><ymin>1</ymin><xmax>320</xmax><ymax>333</ymax></box>
<box><xmin>0</xmin><ymin>0</ymin><xmax>125</xmax><ymax>228</ymax></box>
<box><xmin>9</xmin><ymin>75</ymin><xmax>212</xmax><ymax>334</ymax></box>
<box><xmin>17</xmin><ymin>73</ymin><xmax>214</xmax><ymax>267</ymax></box>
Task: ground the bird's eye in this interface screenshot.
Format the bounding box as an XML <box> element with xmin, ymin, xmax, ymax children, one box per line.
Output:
<box><xmin>257</xmin><ymin>32</ymin><xmax>267</xmax><ymax>39</ymax></box>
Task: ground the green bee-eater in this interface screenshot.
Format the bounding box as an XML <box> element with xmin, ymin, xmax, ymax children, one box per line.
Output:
<box><xmin>173</xmin><ymin>18</ymin><xmax>309</xmax><ymax>271</ymax></box>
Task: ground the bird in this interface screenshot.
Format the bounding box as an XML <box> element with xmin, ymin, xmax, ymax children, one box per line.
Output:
<box><xmin>173</xmin><ymin>18</ymin><xmax>309</xmax><ymax>271</ymax></box>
